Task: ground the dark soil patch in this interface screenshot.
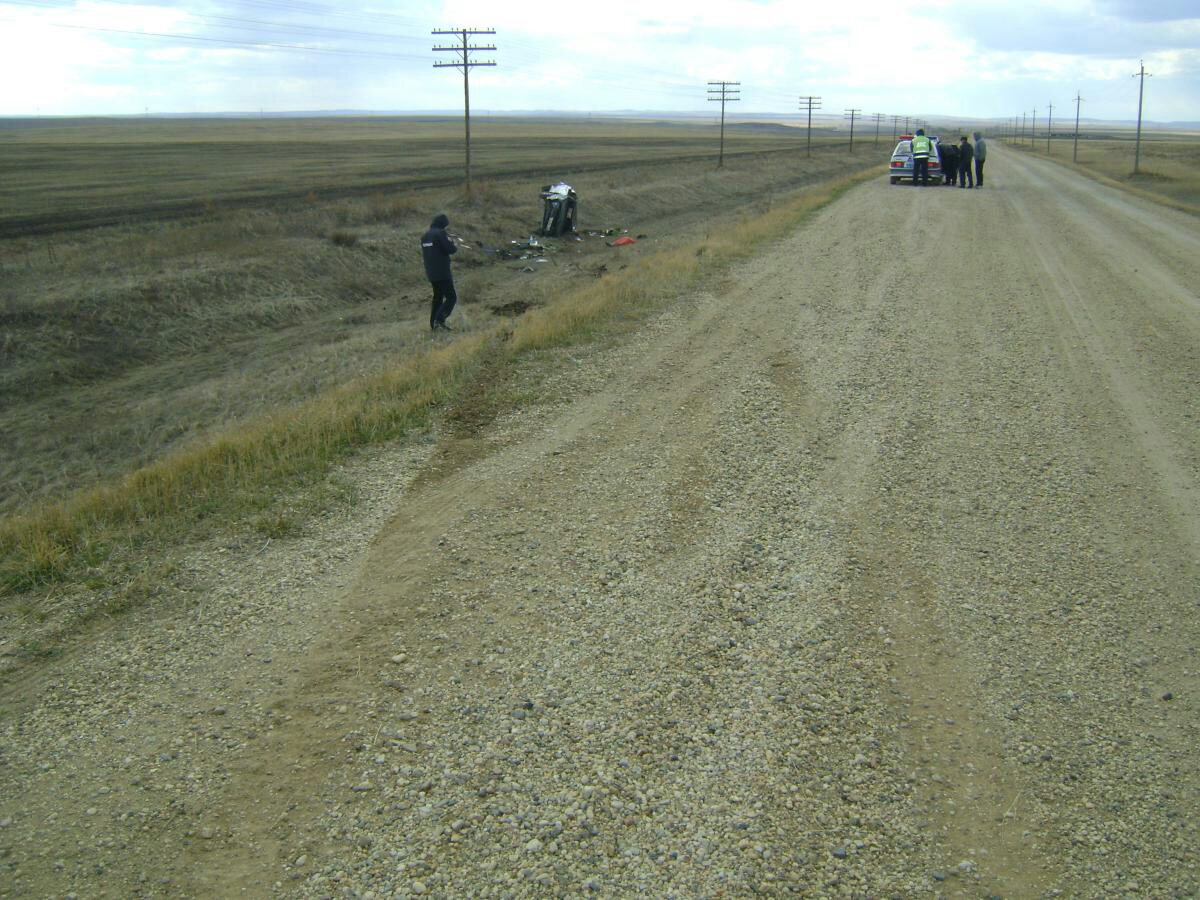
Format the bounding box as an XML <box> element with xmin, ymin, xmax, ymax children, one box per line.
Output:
<box><xmin>491</xmin><ymin>299</ymin><xmax>533</xmax><ymax>317</ymax></box>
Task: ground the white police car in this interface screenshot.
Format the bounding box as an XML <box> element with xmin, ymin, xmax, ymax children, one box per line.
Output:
<box><xmin>888</xmin><ymin>134</ymin><xmax>943</xmax><ymax>184</ymax></box>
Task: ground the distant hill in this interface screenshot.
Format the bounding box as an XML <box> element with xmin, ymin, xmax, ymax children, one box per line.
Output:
<box><xmin>1</xmin><ymin>110</ymin><xmax>1196</xmax><ymax>130</ymax></box>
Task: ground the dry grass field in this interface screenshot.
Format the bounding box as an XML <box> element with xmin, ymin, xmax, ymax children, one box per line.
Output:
<box><xmin>0</xmin><ymin>114</ymin><xmax>884</xmax><ymax>611</ymax></box>
<box><xmin>1003</xmin><ymin>129</ymin><xmax>1200</xmax><ymax>210</ymax></box>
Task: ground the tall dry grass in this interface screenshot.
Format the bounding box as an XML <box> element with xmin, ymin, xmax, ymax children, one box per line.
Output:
<box><xmin>0</xmin><ymin>335</ymin><xmax>485</xmax><ymax>592</ymax></box>
<box><xmin>0</xmin><ymin>168</ymin><xmax>872</xmax><ymax>610</ymax></box>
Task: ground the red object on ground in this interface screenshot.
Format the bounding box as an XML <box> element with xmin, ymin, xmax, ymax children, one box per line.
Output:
<box><xmin>611</xmin><ymin>236</ymin><xmax>636</xmax><ymax>246</ymax></box>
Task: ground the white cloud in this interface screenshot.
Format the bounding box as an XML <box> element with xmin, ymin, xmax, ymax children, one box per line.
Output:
<box><xmin>0</xmin><ymin>0</ymin><xmax>1195</xmax><ymax>119</ymax></box>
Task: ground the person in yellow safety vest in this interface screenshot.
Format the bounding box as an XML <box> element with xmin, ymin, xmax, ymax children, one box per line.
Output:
<box><xmin>911</xmin><ymin>128</ymin><xmax>933</xmax><ymax>186</ymax></box>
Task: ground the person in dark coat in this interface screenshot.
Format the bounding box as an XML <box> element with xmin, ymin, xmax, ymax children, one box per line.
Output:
<box><xmin>957</xmin><ymin>136</ymin><xmax>975</xmax><ymax>189</ymax></box>
<box><xmin>421</xmin><ymin>213</ymin><xmax>458</xmax><ymax>331</ymax></box>
<box><xmin>939</xmin><ymin>140</ymin><xmax>959</xmax><ymax>185</ymax></box>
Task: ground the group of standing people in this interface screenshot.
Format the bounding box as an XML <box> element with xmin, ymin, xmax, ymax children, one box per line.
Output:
<box><xmin>910</xmin><ymin>129</ymin><xmax>988</xmax><ymax>188</ymax></box>
<box><xmin>940</xmin><ymin>132</ymin><xmax>987</xmax><ymax>188</ymax></box>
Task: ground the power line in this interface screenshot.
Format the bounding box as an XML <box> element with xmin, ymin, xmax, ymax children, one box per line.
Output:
<box><xmin>6</xmin><ymin>16</ymin><xmax>429</xmax><ymax>61</ymax></box>
<box><xmin>7</xmin><ymin>4</ymin><xmax>701</xmax><ymax>109</ymax></box>
<box><xmin>1073</xmin><ymin>90</ymin><xmax>1084</xmax><ymax>163</ymax></box>
<box><xmin>433</xmin><ymin>27</ymin><xmax>497</xmax><ymax>192</ymax></box>
<box><xmin>872</xmin><ymin>112</ymin><xmax>883</xmax><ymax>145</ymax></box>
<box><xmin>22</xmin><ymin>1</ymin><xmax>430</xmax><ymax>45</ymax></box>
<box><xmin>799</xmin><ymin>96</ymin><xmax>821</xmax><ymax>157</ymax></box>
<box><xmin>1132</xmin><ymin>60</ymin><xmax>1152</xmax><ymax>175</ymax></box>
<box><xmin>707</xmin><ymin>81</ymin><xmax>740</xmax><ymax>169</ymax></box>
<box><xmin>181</xmin><ymin>12</ymin><xmax>428</xmax><ymax>44</ymax></box>
<box><xmin>844</xmin><ymin>108</ymin><xmax>861</xmax><ymax>154</ymax></box>
<box><xmin>1046</xmin><ymin>100</ymin><xmax>1054</xmax><ymax>154</ymax></box>
<box><xmin>190</xmin><ymin>0</ymin><xmax>430</xmax><ymax>30</ymax></box>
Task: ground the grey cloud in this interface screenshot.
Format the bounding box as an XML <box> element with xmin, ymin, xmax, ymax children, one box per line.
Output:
<box><xmin>955</xmin><ymin>5</ymin><xmax>1200</xmax><ymax>55</ymax></box>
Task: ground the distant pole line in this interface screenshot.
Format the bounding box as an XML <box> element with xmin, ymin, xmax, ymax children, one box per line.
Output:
<box><xmin>708</xmin><ymin>81</ymin><xmax>740</xmax><ymax>169</ymax></box>
<box><xmin>904</xmin><ymin>115</ymin><xmax>910</xmax><ymax>133</ymax></box>
<box><xmin>1132</xmin><ymin>60</ymin><xmax>1152</xmax><ymax>175</ymax></box>
<box><xmin>1046</xmin><ymin>100</ymin><xmax>1054</xmax><ymax>154</ymax></box>
<box><xmin>872</xmin><ymin>112</ymin><xmax>883</xmax><ymax>145</ymax></box>
<box><xmin>891</xmin><ymin>114</ymin><xmax>900</xmax><ymax>142</ymax></box>
<box><xmin>1073</xmin><ymin>91</ymin><xmax>1083</xmax><ymax>163</ymax></box>
<box><xmin>1021</xmin><ymin>111</ymin><xmax>1026</xmax><ymax>146</ymax></box>
<box><xmin>844</xmin><ymin>109</ymin><xmax>861</xmax><ymax>154</ymax></box>
<box><xmin>1031</xmin><ymin>108</ymin><xmax>1037</xmax><ymax>149</ymax></box>
<box><xmin>433</xmin><ymin>26</ymin><xmax>497</xmax><ymax>192</ymax></box>
<box><xmin>799</xmin><ymin>95</ymin><xmax>822</xmax><ymax>158</ymax></box>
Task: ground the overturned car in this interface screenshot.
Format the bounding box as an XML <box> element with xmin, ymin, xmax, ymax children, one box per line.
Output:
<box><xmin>539</xmin><ymin>183</ymin><xmax>578</xmax><ymax>236</ymax></box>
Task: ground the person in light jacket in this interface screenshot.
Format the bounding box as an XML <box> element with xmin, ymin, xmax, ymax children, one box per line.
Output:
<box><xmin>973</xmin><ymin>132</ymin><xmax>988</xmax><ymax>187</ymax></box>
<box><xmin>420</xmin><ymin>213</ymin><xmax>458</xmax><ymax>331</ymax></box>
<box><xmin>910</xmin><ymin>128</ymin><xmax>933</xmax><ymax>186</ymax></box>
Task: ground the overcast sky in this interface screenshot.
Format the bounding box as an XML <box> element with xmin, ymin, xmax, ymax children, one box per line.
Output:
<box><xmin>0</xmin><ymin>0</ymin><xmax>1197</xmax><ymax>122</ymax></box>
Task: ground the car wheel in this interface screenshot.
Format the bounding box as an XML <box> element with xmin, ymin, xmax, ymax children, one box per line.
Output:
<box><xmin>890</xmin><ymin>177</ymin><xmax>898</xmax><ymax>185</ymax></box>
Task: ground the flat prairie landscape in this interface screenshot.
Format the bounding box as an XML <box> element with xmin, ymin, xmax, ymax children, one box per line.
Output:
<box><xmin>0</xmin><ymin>119</ymin><xmax>1197</xmax><ymax>899</ymax></box>
<box><xmin>0</xmin><ymin>116</ymin><xmax>839</xmax><ymax>235</ymax></box>
<box><xmin>0</xmin><ymin>116</ymin><xmax>870</xmax><ymax>518</ymax></box>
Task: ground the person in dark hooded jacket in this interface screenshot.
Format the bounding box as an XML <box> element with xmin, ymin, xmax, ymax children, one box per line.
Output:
<box><xmin>421</xmin><ymin>213</ymin><xmax>458</xmax><ymax>331</ymax></box>
<box><xmin>957</xmin><ymin>136</ymin><xmax>974</xmax><ymax>189</ymax></box>
<box><xmin>939</xmin><ymin>140</ymin><xmax>959</xmax><ymax>185</ymax></box>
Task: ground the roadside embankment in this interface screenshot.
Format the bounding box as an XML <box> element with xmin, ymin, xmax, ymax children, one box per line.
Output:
<box><xmin>0</xmin><ymin>162</ymin><xmax>880</xmax><ymax>669</ymax></box>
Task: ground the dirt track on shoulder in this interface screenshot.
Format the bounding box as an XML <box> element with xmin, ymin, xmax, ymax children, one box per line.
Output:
<box><xmin>2</xmin><ymin>146</ymin><xmax>1198</xmax><ymax>898</ymax></box>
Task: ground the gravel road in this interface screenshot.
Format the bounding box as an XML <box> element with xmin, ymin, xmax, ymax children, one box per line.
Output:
<box><xmin>2</xmin><ymin>146</ymin><xmax>1197</xmax><ymax>898</ymax></box>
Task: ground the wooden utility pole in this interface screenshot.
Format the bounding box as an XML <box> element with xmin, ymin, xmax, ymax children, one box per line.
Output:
<box><xmin>891</xmin><ymin>114</ymin><xmax>900</xmax><ymax>142</ymax></box>
<box><xmin>844</xmin><ymin>109</ymin><xmax>861</xmax><ymax>154</ymax></box>
<box><xmin>1132</xmin><ymin>60</ymin><xmax>1151</xmax><ymax>175</ymax></box>
<box><xmin>1046</xmin><ymin>100</ymin><xmax>1054</xmax><ymax>153</ymax></box>
<box><xmin>433</xmin><ymin>27</ymin><xmax>496</xmax><ymax>192</ymax></box>
<box><xmin>1021</xmin><ymin>112</ymin><xmax>1026</xmax><ymax>146</ymax></box>
<box><xmin>708</xmin><ymin>81</ymin><xmax>740</xmax><ymax>169</ymax></box>
<box><xmin>872</xmin><ymin>112</ymin><xmax>884</xmax><ymax>144</ymax></box>
<box><xmin>799</xmin><ymin>95</ymin><xmax>822</xmax><ymax>157</ymax></box>
<box><xmin>1031</xmin><ymin>108</ymin><xmax>1037</xmax><ymax>149</ymax></box>
<box><xmin>1073</xmin><ymin>91</ymin><xmax>1083</xmax><ymax>163</ymax></box>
